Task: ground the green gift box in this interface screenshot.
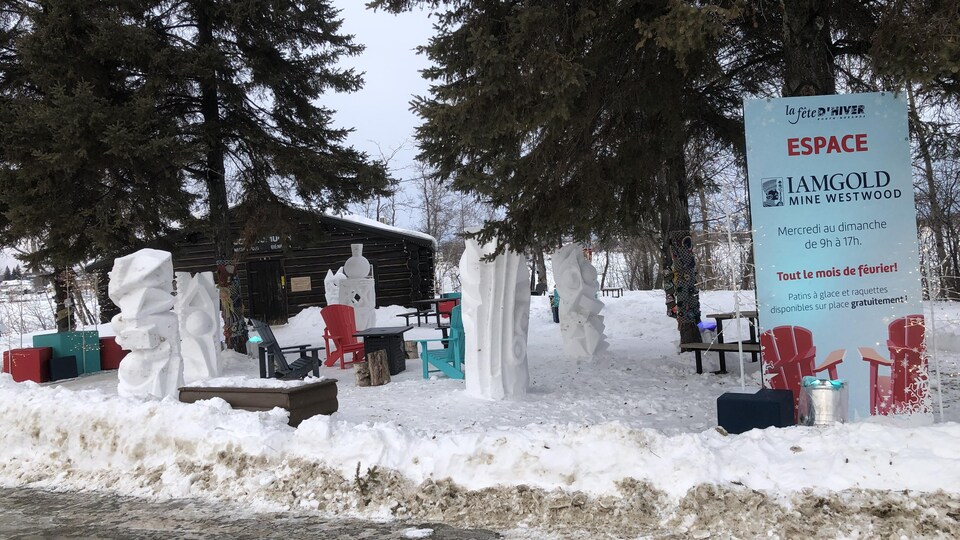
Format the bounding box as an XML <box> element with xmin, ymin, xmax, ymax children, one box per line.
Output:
<box><xmin>32</xmin><ymin>331</ymin><xmax>100</xmax><ymax>374</ymax></box>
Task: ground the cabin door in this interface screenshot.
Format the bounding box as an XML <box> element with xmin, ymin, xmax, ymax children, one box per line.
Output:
<box><xmin>246</xmin><ymin>259</ymin><xmax>288</xmax><ymax>325</ymax></box>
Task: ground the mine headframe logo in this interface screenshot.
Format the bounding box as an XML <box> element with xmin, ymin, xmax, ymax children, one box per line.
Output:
<box><xmin>762</xmin><ymin>177</ymin><xmax>784</xmax><ymax>207</ymax></box>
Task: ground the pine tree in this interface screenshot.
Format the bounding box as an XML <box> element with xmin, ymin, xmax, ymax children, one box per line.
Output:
<box><xmin>1</xmin><ymin>1</ymin><xmax>391</xmax><ymax>339</ymax></box>
<box><xmin>0</xmin><ymin>1</ymin><xmax>194</xmax><ymax>268</ymax></box>
<box><xmin>2</xmin><ymin>266</ymin><xmax>9</xmax><ymax>281</ymax></box>
<box><xmin>0</xmin><ymin>0</ymin><xmax>194</xmax><ymax>330</ymax></box>
<box><xmin>145</xmin><ymin>0</ymin><xmax>391</xmax><ymax>349</ymax></box>
<box><xmin>12</xmin><ymin>264</ymin><xmax>21</xmax><ymax>279</ymax></box>
<box><xmin>873</xmin><ymin>1</ymin><xmax>960</xmax><ymax>96</ymax></box>
<box><xmin>372</xmin><ymin>0</ymin><xmax>752</xmax><ymax>342</ymax></box>
<box><xmin>872</xmin><ymin>2</ymin><xmax>960</xmax><ymax>297</ymax></box>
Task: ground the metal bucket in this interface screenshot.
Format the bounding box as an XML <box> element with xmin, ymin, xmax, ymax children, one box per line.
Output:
<box><xmin>798</xmin><ymin>376</ymin><xmax>848</xmax><ymax>426</ymax></box>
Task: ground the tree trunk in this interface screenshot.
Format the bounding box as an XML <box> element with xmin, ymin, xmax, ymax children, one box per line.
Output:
<box><xmin>761</xmin><ymin>1</ymin><xmax>836</xmax><ymax>299</ymax></box>
<box><xmin>661</xmin><ymin>149</ymin><xmax>702</xmax><ymax>344</ymax></box>
<box><xmin>600</xmin><ymin>250</ymin><xmax>610</xmax><ymax>289</ymax></box>
<box><xmin>908</xmin><ymin>87</ymin><xmax>958</xmax><ymax>299</ymax></box>
<box><xmin>535</xmin><ymin>248</ymin><xmax>547</xmax><ymax>291</ymax></box>
<box><xmin>949</xmin><ymin>226</ymin><xmax>960</xmax><ymax>290</ymax></box>
<box><xmin>782</xmin><ymin>0</ymin><xmax>836</xmax><ymax>97</ymax></box>
<box><xmin>52</xmin><ymin>268</ymin><xmax>75</xmax><ymax>332</ymax></box>
<box><xmin>741</xmin><ymin>190</ymin><xmax>755</xmax><ymax>291</ymax></box>
<box><xmin>71</xmin><ymin>286</ymin><xmax>94</xmax><ymax>326</ymax></box>
<box><xmin>198</xmin><ymin>5</ymin><xmax>246</xmax><ymax>351</ymax></box>
<box><xmin>698</xmin><ymin>188</ymin><xmax>713</xmax><ymax>289</ymax></box>
<box><xmin>659</xmin><ymin>57</ymin><xmax>701</xmax><ymax>344</ymax></box>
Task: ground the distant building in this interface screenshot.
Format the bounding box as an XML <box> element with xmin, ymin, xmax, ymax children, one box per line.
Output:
<box><xmin>88</xmin><ymin>202</ymin><xmax>436</xmax><ymax>325</ymax></box>
<box><xmin>0</xmin><ymin>279</ymin><xmax>35</xmax><ymax>295</ymax></box>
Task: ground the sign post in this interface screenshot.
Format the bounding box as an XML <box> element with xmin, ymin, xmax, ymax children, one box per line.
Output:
<box><xmin>744</xmin><ymin>92</ymin><xmax>926</xmax><ymax>419</ymax></box>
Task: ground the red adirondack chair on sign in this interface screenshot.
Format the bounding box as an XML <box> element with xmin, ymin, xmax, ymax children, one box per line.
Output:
<box><xmin>761</xmin><ymin>325</ymin><xmax>845</xmax><ymax>416</ymax></box>
<box><xmin>858</xmin><ymin>314</ymin><xmax>926</xmax><ymax>415</ymax></box>
<box><xmin>321</xmin><ymin>304</ymin><xmax>365</xmax><ymax>369</ymax></box>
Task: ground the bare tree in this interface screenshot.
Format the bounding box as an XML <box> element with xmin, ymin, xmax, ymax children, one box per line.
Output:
<box><xmin>409</xmin><ymin>162</ymin><xmax>495</xmax><ymax>291</ymax></box>
<box><xmin>352</xmin><ymin>140</ymin><xmax>412</xmax><ymax>225</ymax></box>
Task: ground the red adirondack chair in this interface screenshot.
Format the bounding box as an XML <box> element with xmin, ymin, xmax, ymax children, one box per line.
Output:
<box><xmin>436</xmin><ymin>299</ymin><xmax>457</xmax><ymax>321</ymax></box>
<box><xmin>321</xmin><ymin>304</ymin><xmax>365</xmax><ymax>369</ymax></box>
<box><xmin>760</xmin><ymin>325</ymin><xmax>845</xmax><ymax>416</ymax></box>
<box><xmin>858</xmin><ymin>314</ymin><xmax>926</xmax><ymax>415</ymax></box>
<box><xmin>437</xmin><ymin>292</ymin><xmax>461</xmax><ymax>321</ymax></box>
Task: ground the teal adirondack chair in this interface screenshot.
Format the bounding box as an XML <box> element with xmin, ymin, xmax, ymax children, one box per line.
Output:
<box><xmin>418</xmin><ymin>305</ymin><xmax>465</xmax><ymax>380</ymax></box>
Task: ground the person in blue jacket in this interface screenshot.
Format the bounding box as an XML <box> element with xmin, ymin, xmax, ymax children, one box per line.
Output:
<box><xmin>550</xmin><ymin>285</ymin><xmax>560</xmax><ymax>323</ymax></box>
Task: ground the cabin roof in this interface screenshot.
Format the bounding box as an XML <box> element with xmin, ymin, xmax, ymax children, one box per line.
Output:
<box><xmin>85</xmin><ymin>206</ymin><xmax>436</xmax><ymax>272</ymax></box>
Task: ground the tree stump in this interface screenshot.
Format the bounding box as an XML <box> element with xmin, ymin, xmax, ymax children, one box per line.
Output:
<box><xmin>355</xmin><ymin>358</ymin><xmax>371</xmax><ymax>387</ymax></box>
<box><xmin>355</xmin><ymin>350</ymin><xmax>391</xmax><ymax>387</ymax></box>
<box><xmin>404</xmin><ymin>340</ymin><xmax>419</xmax><ymax>359</ymax></box>
<box><xmin>368</xmin><ymin>350</ymin><xmax>391</xmax><ymax>386</ymax></box>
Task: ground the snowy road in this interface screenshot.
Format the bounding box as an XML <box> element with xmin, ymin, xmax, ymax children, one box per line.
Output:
<box><xmin>0</xmin><ymin>487</ymin><xmax>504</xmax><ymax>539</ymax></box>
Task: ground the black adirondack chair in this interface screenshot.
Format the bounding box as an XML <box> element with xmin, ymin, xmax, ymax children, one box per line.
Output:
<box><xmin>250</xmin><ymin>319</ymin><xmax>323</xmax><ymax>380</ymax></box>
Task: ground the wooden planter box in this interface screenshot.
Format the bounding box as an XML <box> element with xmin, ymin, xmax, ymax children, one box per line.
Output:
<box><xmin>178</xmin><ymin>379</ymin><xmax>338</xmax><ymax>427</ymax></box>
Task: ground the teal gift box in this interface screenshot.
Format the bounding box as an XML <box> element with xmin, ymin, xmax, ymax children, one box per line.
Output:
<box><xmin>32</xmin><ymin>331</ymin><xmax>101</xmax><ymax>374</ymax></box>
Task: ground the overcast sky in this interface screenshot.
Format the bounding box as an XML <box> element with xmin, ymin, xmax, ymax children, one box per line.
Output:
<box><xmin>326</xmin><ymin>1</ymin><xmax>434</xmax><ymax>187</ymax></box>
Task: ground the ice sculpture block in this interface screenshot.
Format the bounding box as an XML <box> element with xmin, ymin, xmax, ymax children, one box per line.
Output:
<box><xmin>460</xmin><ymin>231</ymin><xmax>531</xmax><ymax>399</ymax></box>
<box><xmin>553</xmin><ymin>243</ymin><xmax>609</xmax><ymax>359</ymax></box>
<box><xmin>109</xmin><ymin>249</ymin><xmax>184</xmax><ymax>399</ymax></box>
<box><xmin>339</xmin><ymin>244</ymin><xmax>376</xmax><ymax>331</ymax></box>
<box><xmin>324</xmin><ymin>267</ymin><xmax>345</xmax><ymax>306</ymax></box>
<box><xmin>175</xmin><ymin>271</ymin><xmax>222</xmax><ymax>384</ymax></box>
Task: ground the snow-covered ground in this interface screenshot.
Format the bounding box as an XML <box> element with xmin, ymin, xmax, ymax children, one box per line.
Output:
<box><xmin>2</xmin><ymin>290</ymin><xmax>959</xmax><ymax>538</ymax></box>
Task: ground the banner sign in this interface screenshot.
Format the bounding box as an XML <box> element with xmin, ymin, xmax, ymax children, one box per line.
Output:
<box><xmin>744</xmin><ymin>92</ymin><xmax>926</xmax><ymax>418</ymax></box>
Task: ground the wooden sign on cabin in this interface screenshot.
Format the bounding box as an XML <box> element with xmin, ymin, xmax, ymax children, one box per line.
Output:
<box><xmin>290</xmin><ymin>276</ymin><xmax>312</xmax><ymax>293</ymax></box>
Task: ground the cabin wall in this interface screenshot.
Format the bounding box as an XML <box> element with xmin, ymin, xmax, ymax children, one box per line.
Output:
<box><xmin>95</xmin><ymin>219</ymin><xmax>435</xmax><ymax>324</ymax></box>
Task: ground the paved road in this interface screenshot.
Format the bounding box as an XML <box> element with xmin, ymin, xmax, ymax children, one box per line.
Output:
<box><xmin>0</xmin><ymin>487</ymin><xmax>504</xmax><ymax>539</ymax></box>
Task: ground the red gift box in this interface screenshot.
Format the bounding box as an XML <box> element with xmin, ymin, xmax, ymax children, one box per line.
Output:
<box><xmin>99</xmin><ymin>336</ymin><xmax>129</xmax><ymax>370</ymax></box>
<box><xmin>2</xmin><ymin>347</ymin><xmax>53</xmax><ymax>383</ymax></box>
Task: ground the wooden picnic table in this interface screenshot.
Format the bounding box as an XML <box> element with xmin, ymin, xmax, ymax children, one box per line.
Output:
<box><xmin>705</xmin><ymin>310</ymin><xmax>759</xmax><ymax>344</ymax></box>
<box><xmin>411</xmin><ymin>297</ymin><xmax>459</xmax><ymax>326</ymax></box>
<box><xmin>680</xmin><ymin>310</ymin><xmax>760</xmax><ymax>374</ymax></box>
<box><xmin>600</xmin><ymin>287</ymin><xmax>623</xmax><ymax>298</ymax></box>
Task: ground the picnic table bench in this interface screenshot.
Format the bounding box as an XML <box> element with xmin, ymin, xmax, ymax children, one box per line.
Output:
<box><xmin>680</xmin><ymin>341</ymin><xmax>760</xmax><ymax>375</ymax></box>
<box><xmin>600</xmin><ymin>287</ymin><xmax>623</xmax><ymax>298</ymax></box>
<box><xmin>396</xmin><ymin>310</ymin><xmax>433</xmax><ymax>326</ymax></box>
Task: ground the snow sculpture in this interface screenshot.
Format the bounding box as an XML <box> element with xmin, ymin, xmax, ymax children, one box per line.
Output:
<box><xmin>323</xmin><ymin>267</ymin><xmax>345</xmax><ymax>306</ymax></box>
<box><xmin>338</xmin><ymin>244</ymin><xmax>376</xmax><ymax>331</ymax></box>
<box><xmin>175</xmin><ymin>271</ymin><xmax>222</xmax><ymax>384</ymax></box>
<box><xmin>553</xmin><ymin>243</ymin><xmax>609</xmax><ymax>359</ymax></box>
<box><xmin>109</xmin><ymin>249</ymin><xmax>183</xmax><ymax>399</ymax></box>
<box><xmin>460</xmin><ymin>230</ymin><xmax>531</xmax><ymax>399</ymax></box>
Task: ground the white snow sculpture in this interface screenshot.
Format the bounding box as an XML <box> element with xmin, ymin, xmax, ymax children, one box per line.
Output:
<box><xmin>338</xmin><ymin>244</ymin><xmax>376</xmax><ymax>331</ymax></box>
<box><xmin>175</xmin><ymin>271</ymin><xmax>222</xmax><ymax>384</ymax></box>
<box><xmin>460</xmin><ymin>230</ymin><xmax>531</xmax><ymax>400</ymax></box>
<box><xmin>323</xmin><ymin>267</ymin><xmax>346</xmax><ymax>306</ymax></box>
<box><xmin>553</xmin><ymin>243</ymin><xmax>609</xmax><ymax>359</ymax></box>
<box><xmin>109</xmin><ymin>249</ymin><xmax>183</xmax><ymax>399</ymax></box>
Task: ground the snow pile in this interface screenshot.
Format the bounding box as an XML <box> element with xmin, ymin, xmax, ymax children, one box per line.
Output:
<box><xmin>0</xmin><ymin>290</ymin><xmax>958</xmax><ymax>536</ymax></box>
